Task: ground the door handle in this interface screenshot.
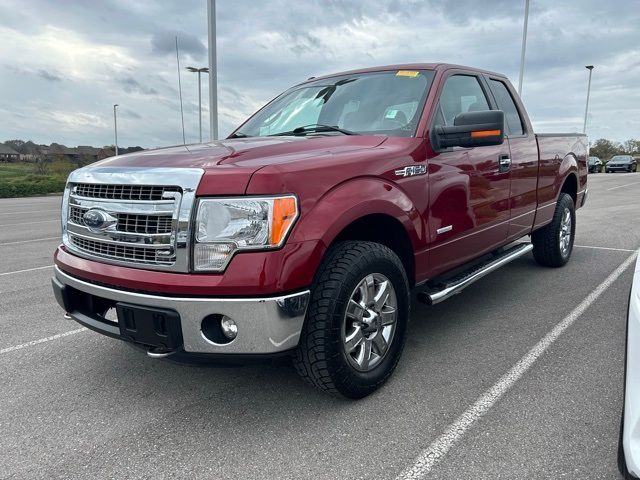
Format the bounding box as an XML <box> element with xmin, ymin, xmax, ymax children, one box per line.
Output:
<box><xmin>499</xmin><ymin>154</ymin><xmax>511</xmax><ymax>172</ymax></box>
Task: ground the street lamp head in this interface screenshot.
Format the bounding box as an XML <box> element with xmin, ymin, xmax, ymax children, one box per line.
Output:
<box><xmin>585</xmin><ymin>65</ymin><xmax>594</xmax><ymax>70</ymax></box>
<box><xmin>186</xmin><ymin>66</ymin><xmax>209</xmax><ymax>73</ymax></box>
<box><xmin>114</xmin><ymin>103</ymin><xmax>119</xmax><ymax>108</ymax></box>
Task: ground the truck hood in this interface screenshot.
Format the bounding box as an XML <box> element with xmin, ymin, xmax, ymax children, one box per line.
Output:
<box><xmin>94</xmin><ymin>136</ymin><xmax>388</xmax><ymax>169</ymax></box>
<box><xmin>92</xmin><ymin>136</ymin><xmax>388</xmax><ymax>194</ymax></box>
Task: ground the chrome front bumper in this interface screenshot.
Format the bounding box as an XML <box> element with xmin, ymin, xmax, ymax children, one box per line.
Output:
<box><xmin>53</xmin><ymin>266</ymin><xmax>310</xmax><ymax>355</ymax></box>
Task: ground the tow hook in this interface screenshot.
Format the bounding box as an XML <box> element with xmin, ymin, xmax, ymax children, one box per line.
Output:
<box><xmin>146</xmin><ymin>347</ymin><xmax>179</xmax><ymax>359</ymax></box>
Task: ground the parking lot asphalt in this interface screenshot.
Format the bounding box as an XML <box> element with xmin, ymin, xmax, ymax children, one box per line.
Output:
<box><xmin>1</xmin><ymin>173</ymin><xmax>639</xmax><ymax>479</ymax></box>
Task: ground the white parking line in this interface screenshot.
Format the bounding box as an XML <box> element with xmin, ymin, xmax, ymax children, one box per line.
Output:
<box><xmin>0</xmin><ymin>237</ymin><xmax>59</xmax><ymax>246</ymax></box>
<box><xmin>608</xmin><ymin>181</ymin><xmax>640</xmax><ymax>191</ymax></box>
<box><xmin>2</xmin><ymin>220</ymin><xmax>59</xmax><ymax>226</ymax></box>
<box><xmin>0</xmin><ymin>328</ymin><xmax>87</xmax><ymax>356</ymax></box>
<box><xmin>396</xmin><ymin>249</ymin><xmax>639</xmax><ymax>480</ymax></box>
<box><xmin>574</xmin><ymin>244</ymin><xmax>636</xmax><ymax>253</ymax></box>
<box><xmin>0</xmin><ymin>265</ymin><xmax>53</xmax><ymax>276</ymax></box>
<box><xmin>0</xmin><ymin>209</ymin><xmax>59</xmax><ymax>216</ymax></box>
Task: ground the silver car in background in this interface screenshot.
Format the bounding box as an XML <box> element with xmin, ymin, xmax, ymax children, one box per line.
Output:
<box><xmin>606</xmin><ymin>155</ymin><xmax>638</xmax><ymax>173</ymax></box>
<box><xmin>620</xmin><ymin>254</ymin><xmax>640</xmax><ymax>479</ymax></box>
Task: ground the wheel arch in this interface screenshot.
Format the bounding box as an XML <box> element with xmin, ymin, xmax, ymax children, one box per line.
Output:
<box><xmin>560</xmin><ymin>171</ymin><xmax>578</xmax><ymax>206</ymax></box>
<box><xmin>331</xmin><ymin>214</ymin><xmax>416</xmax><ymax>287</ymax></box>
<box><xmin>558</xmin><ymin>153</ymin><xmax>580</xmax><ymax>205</ymax></box>
<box><xmin>290</xmin><ymin>177</ymin><xmax>424</xmax><ymax>286</ymax></box>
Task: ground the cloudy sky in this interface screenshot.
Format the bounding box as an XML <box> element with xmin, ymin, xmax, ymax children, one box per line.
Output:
<box><xmin>0</xmin><ymin>0</ymin><xmax>638</xmax><ymax>148</ymax></box>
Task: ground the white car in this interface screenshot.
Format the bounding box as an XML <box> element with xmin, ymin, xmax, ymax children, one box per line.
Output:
<box><xmin>620</xmin><ymin>254</ymin><xmax>640</xmax><ymax>478</ymax></box>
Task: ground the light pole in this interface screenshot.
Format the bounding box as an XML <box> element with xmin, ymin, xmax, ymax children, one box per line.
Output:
<box><xmin>113</xmin><ymin>104</ymin><xmax>119</xmax><ymax>156</ymax></box>
<box><xmin>186</xmin><ymin>67</ymin><xmax>209</xmax><ymax>143</ymax></box>
<box><xmin>207</xmin><ymin>0</ymin><xmax>218</xmax><ymax>140</ymax></box>
<box><xmin>517</xmin><ymin>0</ymin><xmax>530</xmax><ymax>97</ymax></box>
<box><xmin>583</xmin><ymin>65</ymin><xmax>594</xmax><ymax>134</ymax></box>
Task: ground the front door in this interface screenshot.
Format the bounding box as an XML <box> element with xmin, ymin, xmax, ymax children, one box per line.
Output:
<box><xmin>427</xmin><ymin>73</ymin><xmax>511</xmax><ymax>277</ymax></box>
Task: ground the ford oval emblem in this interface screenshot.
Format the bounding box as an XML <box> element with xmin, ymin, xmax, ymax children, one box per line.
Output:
<box><xmin>82</xmin><ymin>208</ymin><xmax>117</xmax><ymax>232</ymax></box>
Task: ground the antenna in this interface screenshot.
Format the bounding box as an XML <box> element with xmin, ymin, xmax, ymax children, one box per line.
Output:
<box><xmin>175</xmin><ymin>36</ymin><xmax>186</xmax><ymax>145</ymax></box>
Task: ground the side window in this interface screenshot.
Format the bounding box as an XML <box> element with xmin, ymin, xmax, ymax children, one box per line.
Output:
<box><xmin>489</xmin><ymin>79</ymin><xmax>524</xmax><ymax>135</ymax></box>
<box><xmin>434</xmin><ymin>75</ymin><xmax>490</xmax><ymax>127</ymax></box>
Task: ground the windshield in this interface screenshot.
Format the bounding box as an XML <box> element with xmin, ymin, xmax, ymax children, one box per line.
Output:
<box><xmin>610</xmin><ymin>155</ymin><xmax>631</xmax><ymax>163</ymax></box>
<box><xmin>235</xmin><ymin>70</ymin><xmax>435</xmax><ymax>138</ymax></box>
<box><xmin>588</xmin><ymin>157</ymin><xmax>599</xmax><ymax>164</ymax></box>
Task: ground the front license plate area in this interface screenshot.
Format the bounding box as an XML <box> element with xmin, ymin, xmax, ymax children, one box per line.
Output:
<box><xmin>116</xmin><ymin>303</ymin><xmax>183</xmax><ymax>350</ymax></box>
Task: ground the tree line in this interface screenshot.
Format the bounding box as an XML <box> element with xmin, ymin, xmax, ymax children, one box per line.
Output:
<box><xmin>589</xmin><ymin>139</ymin><xmax>640</xmax><ymax>160</ymax></box>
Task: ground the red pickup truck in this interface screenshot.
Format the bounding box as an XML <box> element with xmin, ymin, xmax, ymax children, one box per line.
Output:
<box><xmin>52</xmin><ymin>63</ymin><xmax>588</xmax><ymax>398</ymax></box>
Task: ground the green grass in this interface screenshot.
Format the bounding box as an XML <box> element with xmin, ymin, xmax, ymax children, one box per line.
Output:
<box><xmin>0</xmin><ymin>161</ymin><xmax>76</xmax><ymax>198</ymax></box>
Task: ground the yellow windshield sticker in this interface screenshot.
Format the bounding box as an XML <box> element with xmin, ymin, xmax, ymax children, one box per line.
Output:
<box><xmin>396</xmin><ymin>70</ymin><xmax>420</xmax><ymax>77</ymax></box>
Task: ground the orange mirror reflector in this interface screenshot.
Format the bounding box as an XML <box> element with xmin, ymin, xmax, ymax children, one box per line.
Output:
<box><xmin>471</xmin><ymin>129</ymin><xmax>501</xmax><ymax>138</ymax></box>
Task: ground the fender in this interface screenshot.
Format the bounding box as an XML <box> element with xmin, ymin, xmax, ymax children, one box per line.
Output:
<box><xmin>532</xmin><ymin>152</ymin><xmax>580</xmax><ymax>231</ymax></box>
<box><xmin>556</xmin><ymin>153</ymin><xmax>579</xmax><ymax>202</ymax></box>
<box><xmin>558</xmin><ymin>154</ymin><xmax>578</xmax><ymax>184</ymax></box>
<box><xmin>289</xmin><ymin>176</ymin><xmax>425</xmax><ymax>251</ymax></box>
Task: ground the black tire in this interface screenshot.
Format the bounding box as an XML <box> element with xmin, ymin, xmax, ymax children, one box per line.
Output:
<box><xmin>531</xmin><ymin>193</ymin><xmax>575</xmax><ymax>268</ymax></box>
<box><xmin>293</xmin><ymin>241</ymin><xmax>410</xmax><ymax>399</ymax></box>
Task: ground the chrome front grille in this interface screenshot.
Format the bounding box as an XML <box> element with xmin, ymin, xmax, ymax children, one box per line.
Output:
<box><xmin>69</xmin><ymin>205</ymin><xmax>173</xmax><ymax>235</ymax></box>
<box><xmin>70</xmin><ymin>236</ymin><xmax>172</xmax><ymax>265</ymax></box>
<box><xmin>117</xmin><ymin>212</ymin><xmax>173</xmax><ymax>234</ymax></box>
<box><xmin>74</xmin><ymin>183</ymin><xmax>180</xmax><ymax>201</ymax></box>
<box><xmin>62</xmin><ymin>167</ymin><xmax>204</xmax><ymax>272</ymax></box>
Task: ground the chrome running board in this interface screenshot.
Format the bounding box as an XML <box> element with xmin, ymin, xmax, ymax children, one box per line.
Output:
<box><xmin>418</xmin><ymin>243</ymin><xmax>534</xmax><ymax>305</ymax></box>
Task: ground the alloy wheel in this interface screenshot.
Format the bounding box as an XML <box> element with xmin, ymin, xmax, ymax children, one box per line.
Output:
<box><xmin>342</xmin><ymin>273</ymin><xmax>398</xmax><ymax>372</ymax></box>
<box><xmin>559</xmin><ymin>207</ymin><xmax>572</xmax><ymax>257</ymax></box>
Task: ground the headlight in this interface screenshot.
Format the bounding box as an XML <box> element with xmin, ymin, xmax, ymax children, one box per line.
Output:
<box><xmin>193</xmin><ymin>195</ymin><xmax>298</xmax><ymax>271</ymax></box>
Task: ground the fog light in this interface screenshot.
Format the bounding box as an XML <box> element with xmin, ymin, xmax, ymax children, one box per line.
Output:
<box><xmin>220</xmin><ymin>316</ymin><xmax>238</xmax><ymax>339</ymax></box>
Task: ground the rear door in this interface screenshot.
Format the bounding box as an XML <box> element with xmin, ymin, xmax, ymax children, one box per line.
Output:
<box><xmin>427</xmin><ymin>72</ymin><xmax>511</xmax><ymax>276</ymax></box>
<box><xmin>485</xmin><ymin>76</ymin><xmax>539</xmax><ymax>241</ymax></box>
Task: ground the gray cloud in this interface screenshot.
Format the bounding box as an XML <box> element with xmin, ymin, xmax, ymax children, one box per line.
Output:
<box><xmin>37</xmin><ymin>69</ymin><xmax>61</xmax><ymax>82</ymax></box>
<box><xmin>121</xmin><ymin>109</ymin><xmax>142</xmax><ymax>120</ymax></box>
<box><xmin>118</xmin><ymin>76</ymin><xmax>158</xmax><ymax>96</ymax></box>
<box><xmin>151</xmin><ymin>30</ymin><xmax>206</xmax><ymax>59</ymax></box>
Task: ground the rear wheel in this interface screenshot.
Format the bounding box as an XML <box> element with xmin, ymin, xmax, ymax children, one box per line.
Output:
<box><xmin>293</xmin><ymin>241</ymin><xmax>410</xmax><ymax>399</ymax></box>
<box><xmin>531</xmin><ymin>193</ymin><xmax>575</xmax><ymax>267</ymax></box>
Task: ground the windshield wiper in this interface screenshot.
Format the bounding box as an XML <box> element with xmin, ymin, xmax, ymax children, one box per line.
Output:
<box><xmin>228</xmin><ymin>131</ymin><xmax>250</xmax><ymax>138</ymax></box>
<box><xmin>269</xmin><ymin>124</ymin><xmax>359</xmax><ymax>136</ymax></box>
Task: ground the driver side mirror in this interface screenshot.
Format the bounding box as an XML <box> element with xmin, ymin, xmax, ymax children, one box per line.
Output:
<box><xmin>435</xmin><ymin>110</ymin><xmax>505</xmax><ymax>149</ymax></box>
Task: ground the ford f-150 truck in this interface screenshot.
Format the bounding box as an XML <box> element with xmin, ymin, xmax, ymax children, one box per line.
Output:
<box><xmin>52</xmin><ymin>63</ymin><xmax>588</xmax><ymax>398</ymax></box>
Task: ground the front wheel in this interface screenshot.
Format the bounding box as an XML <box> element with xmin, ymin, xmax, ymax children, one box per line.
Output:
<box><xmin>531</xmin><ymin>193</ymin><xmax>576</xmax><ymax>267</ymax></box>
<box><xmin>293</xmin><ymin>241</ymin><xmax>410</xmax><ymax>399</ymax></box>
